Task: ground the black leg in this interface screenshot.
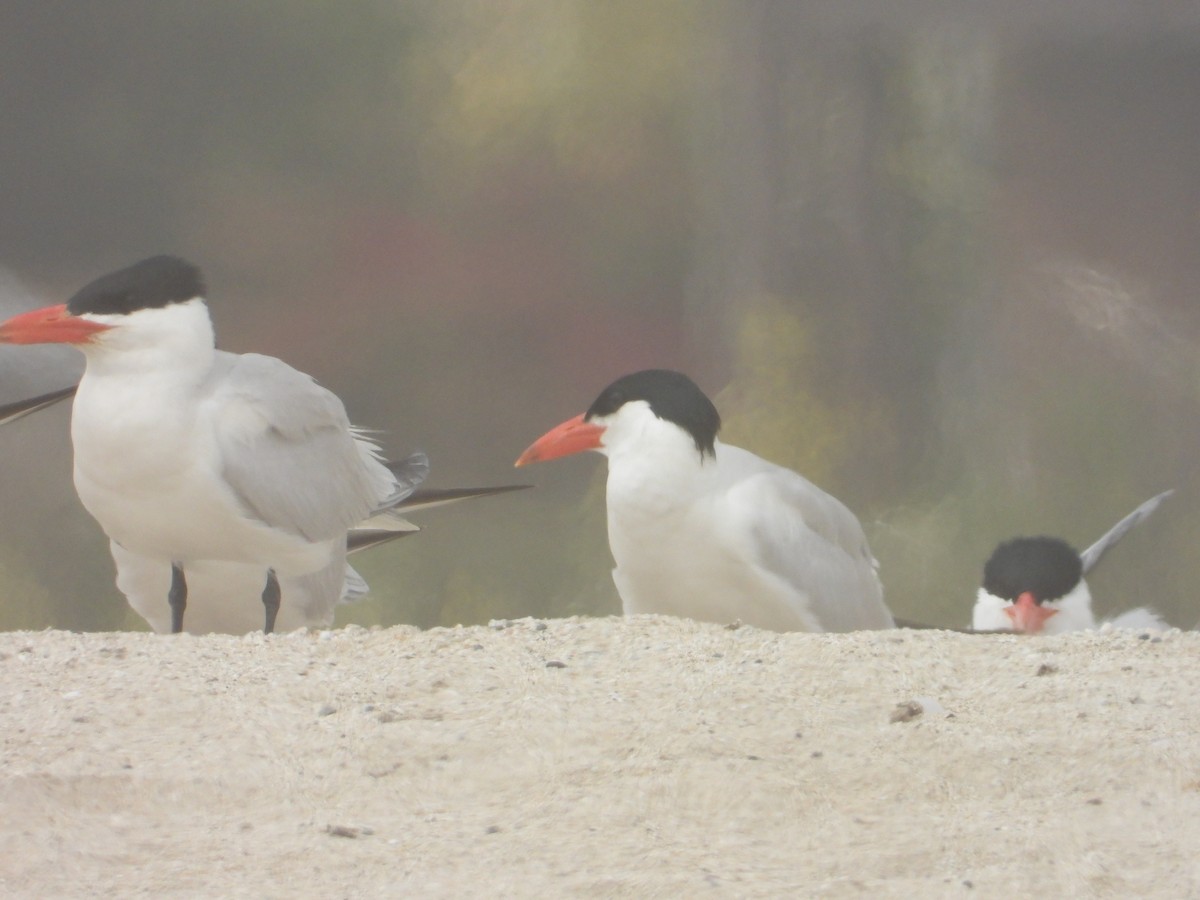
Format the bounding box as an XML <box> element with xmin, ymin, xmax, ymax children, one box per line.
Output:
<box><xmin>261</xmin><ymin>569</ymin><xmax>281</xmax><ymax>634</ymax></box>
<box><xmin>169</xmin><ymin>563</ymin><xmax>187</xmax><ymax>634</ymax></box>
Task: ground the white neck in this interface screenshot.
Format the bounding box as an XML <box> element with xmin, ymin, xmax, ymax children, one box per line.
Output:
<box><xmin>598</xmin><ymin>403</ymin><xmax>717</xmax><ymax>513</ymax></box>
<box><xmin>70</xmin><ymin>299</ymin><xmax>219</xmax><ymax>461</ymax></box>
<box><xmin>598</xmin><ymin>400</ymin><xmax>711</xmax><ymax>469</ymax></box>
<box><xmin>973</xmin><ymin>579</ymin><xmax>1097</xmax><ymax>634</ymax></box>
<box><xmin>1040</xmin><ymin>579</ymin><xmax>1097</xmax><ymax>634</ymax></box>
<box><xmin>77</xmin><ymin>299</ymin><xmax>215</xmax><ymax>384</ymax></box>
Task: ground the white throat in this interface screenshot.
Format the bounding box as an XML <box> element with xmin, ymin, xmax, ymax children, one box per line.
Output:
<box><xmin>70</xmin><ymin>299</ymin><xmax>220</xmax><ymax>504</ymax></box>
<box><xmin>596</xmin><ymin>403</ymin><xmax>725</xmax><ymax>570</ymax></box>
<box><xmin>598</xmin><ymin>400</ymin><xmax>711</xmax><ymax>470</ymax></box>
<box><xmin>76</xmin><ymin>298</ymin><xmax>216</xmax><ymax>383</ymax></box>
<box><xmin>972</xmin><ymin>579</ymin><xmax>1096</xmax><ymax>634</ymax></box>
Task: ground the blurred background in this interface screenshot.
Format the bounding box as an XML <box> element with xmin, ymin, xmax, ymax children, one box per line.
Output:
<box><xmin>2</xmin><ymin>1</ymin><xmax>1198</xmax><ymax>632</ymax></box>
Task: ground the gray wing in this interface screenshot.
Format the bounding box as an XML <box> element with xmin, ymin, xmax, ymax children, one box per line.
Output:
<box><xmin>1079</xmin><ymin>489</ymin><xmax>1174</xmax><ymax>574</ymax></box>
<box><xmin>728</xmin><ymin>463</ymin><xmax>894</xmax><ymax>632</ymax></box>
<box><xmin>0</xmin><ymin>385</ymin><xmax>76</xmax><ymax>425</ymax></box>
<box><xmin>208</xmin><ymin>351</ymin><xmax>412</xmax><ymax>542</ymax></box>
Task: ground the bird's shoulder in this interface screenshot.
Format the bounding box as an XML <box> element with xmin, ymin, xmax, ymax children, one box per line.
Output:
<box><xmin>204</xmin><ymin>351</ymin><xmax>350</xmax><ymax>442</ymax></box>
<box><xmin>717</xmin><ymin>446</ymin><xmax>873</xmax><ymax>563</ymax></box>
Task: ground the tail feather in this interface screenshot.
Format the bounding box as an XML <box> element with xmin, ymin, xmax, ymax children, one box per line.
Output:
<box><xmin>0</xmin><ymin>384</ymin><xmax>77</xmax><ymax>426</ymax></box>
<box><xmin>395</xmin><ymin>483</ymin><xmax>531</xmax><ymax>514</ymax></box>
<box><xmin>1079</xmin><ymin>489</ymin><xmax>1174</xmax><ymax>574</ymax></box>
<box><xmin>349</xmin><ymin>478</ymin><xmax>530</xmax><ymax>557</ymax></box>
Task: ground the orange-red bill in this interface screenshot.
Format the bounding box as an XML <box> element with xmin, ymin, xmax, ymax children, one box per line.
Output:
<box><xmin>1004</xmin><ymin>591</ymin><xmax>1059</xmax><ymax>634</ymax></box>
<box><xmin>0</xmin><ymin>304</ymin><xmax>112</xmax><ymax>345</ymax></box>
<box><xmin>515</xmin><ymin>413</ymin><xmax>605</xmax><ymax>466</ymax></box>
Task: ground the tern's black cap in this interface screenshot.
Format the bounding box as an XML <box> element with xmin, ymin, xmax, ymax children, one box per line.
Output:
<box><xmin>982</xmin><ymin>536</ymin><xmax>1083</xmax><ymax>603</ymax></box>
<box><xmin>67</xmin><ymin>256</ymin><xmax>205</xmax><ymax>317</ymax></box>
<box><xmin>585</xmin><ymin>369</ymin><xmax>721</xmax><ymax>458</ymax></box>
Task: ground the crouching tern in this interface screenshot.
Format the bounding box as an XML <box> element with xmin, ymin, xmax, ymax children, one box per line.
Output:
<box><xmin>973</xmin><ymin>489</ymin><xmax>1173</xmax><ymax>634</ymax></box>
<box><xmin>515</xmin><ymin>369</ymin><xmax>894</xmax><ymax>632</ymax></box>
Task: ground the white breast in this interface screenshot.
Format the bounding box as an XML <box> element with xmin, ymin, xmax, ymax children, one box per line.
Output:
<box><xmin>604</xmin><ymin>444</ymin><xmax>821</xmax><ymax>632</ymax></box>
<box><xmin>70</xmin><ymin>342</ymin><xmax>330</xmax><ymax>575</ymax></box>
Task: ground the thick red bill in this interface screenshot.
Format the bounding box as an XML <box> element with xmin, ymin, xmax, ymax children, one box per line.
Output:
<box><xmin>515</xmin><ymin>413</ymin><xmax>605</xmax><ymax>466</ymax></box>
<box><xmin>1004</xmin><ymin>591</ymin><xmax>1059</xmax><ymax>635</ymax></box>
<box><xmin>0</xmin><ymin>304</ymin><xmax>112</xmax><ymax>345</ymax></box>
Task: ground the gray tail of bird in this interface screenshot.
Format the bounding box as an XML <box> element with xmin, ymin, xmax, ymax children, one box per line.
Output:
<box><xmin>349</xmin><ymin>477</ymin><xmax>531</xmax><ymax>555</ymax></box>
<box><xmin>0</xmin><ymin>384</ymin><xmax>77</xmax><ymax>426</ymax></box>
<box><xmin>1079</xmin><ymin>488</ymin><xmax>1174</xmax><ymax>575</ymax></box>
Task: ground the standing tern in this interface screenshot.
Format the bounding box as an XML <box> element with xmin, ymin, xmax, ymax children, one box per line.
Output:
<box><xmin>515</xmin><ymin>369</ymin><xmax>894</xmax><ymax>632</ymax></box>
<box><xmin>973</xmin><ymin>489</ymin><xmax>1173</xmax><ymax>634</ymax></box>
<box><xmin>0</xmin><ymin>385</ymin><xmax>76</xmax><ymax>426</ymax></box>
<box><xmin>0</xmin><ymin>255</ymin><xmax>523</xmax><ymax>634</ymax></box>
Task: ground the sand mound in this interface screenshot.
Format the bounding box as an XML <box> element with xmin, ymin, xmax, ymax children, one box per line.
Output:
<box><xmin>1</xmin><ymin>617</ymin><xmax>1197</xmax><ymax>897</ymax></box>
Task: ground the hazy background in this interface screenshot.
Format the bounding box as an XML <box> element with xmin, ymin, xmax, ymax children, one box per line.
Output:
<box><xmin>2</xmin><ymin>1</ymin><xmax>1198</xmax><ymax>631</ymax></box>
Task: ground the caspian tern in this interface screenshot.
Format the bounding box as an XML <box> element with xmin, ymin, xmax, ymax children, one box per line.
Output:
<box><xmin>0</xmin><ymin>255</ymin><xmax>523</xmax><ymax>634</ymax></box>
<box><xmin>973</xmin><ymin>489</ymin><xmax>1173</xmax><ymax>634</ymax></box>
<box><xmin>0</xmin><ymin>385</ymin><xmax>76</xmax><ymax>426</ymax></box>
<box><xmin>515</xmin><ymin>369</ymin><xmax>895</xmax><ymax>632</ymax></box>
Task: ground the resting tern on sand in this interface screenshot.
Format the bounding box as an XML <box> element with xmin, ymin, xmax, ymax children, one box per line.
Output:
<box><xmin>973</xmin><ymin>489</ymin><xmax>1173</xmax><ymax>634</ymax></box>
<box><xmin>0</xmin><ymin>385</ymin><xmax>76</xmax><ymax>426</ymax></box>
<box><xmin>0</xmin><ymin>256</ymin><xmax>523</xmax><ymax>634</ymax></box>
<box><xmin>516</xmin><ymin>369</ymin><xmax>894</xmax><ymax>632</ymax></box>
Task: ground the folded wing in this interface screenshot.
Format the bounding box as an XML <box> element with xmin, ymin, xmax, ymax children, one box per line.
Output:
<box><xmin>207</xmin><ymin>352</ymin><xmax>411</xmax><ymax>542</ymax></box>
<box><xmin>725</xmin><ymin>460</ymin><xmax>893</xmax><ymax>632</ymax></box>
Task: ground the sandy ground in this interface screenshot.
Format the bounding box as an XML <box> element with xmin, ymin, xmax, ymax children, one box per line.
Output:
<box><xmin>1</xmin><ymin>616</ymin><xmax>1198</xmax><ymax>899</ymax></box>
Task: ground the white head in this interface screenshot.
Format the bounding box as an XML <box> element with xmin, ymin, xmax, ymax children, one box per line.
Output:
<box><xmin>0</xmin><ymin>256</ymin><xmax>214</xmax><ymax>376</ymax></box>
<box><xmin>515</xmin><ymin>369</ymin><xmax>722</xmax><ymax>469</ymax></box>
<box><xmin>973</xmin><ymin>535</ymin><xmax>1096</xmax><ymax>634</ymax></box>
